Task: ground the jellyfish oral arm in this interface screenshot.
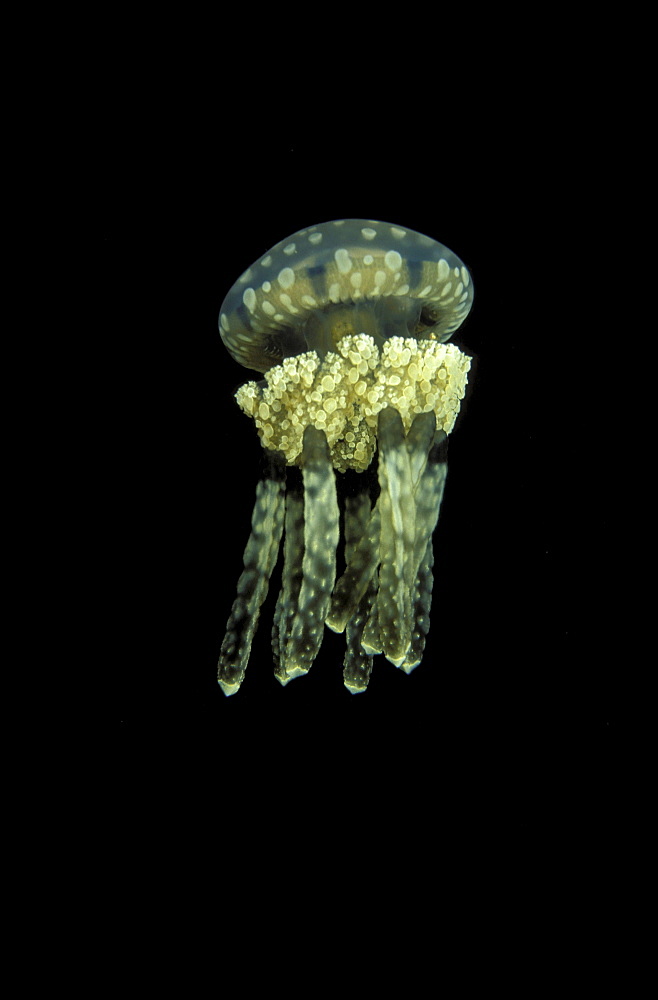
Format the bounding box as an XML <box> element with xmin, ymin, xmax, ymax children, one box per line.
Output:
<box><xmin>326</xmin><ymin>500</ymin><xmax>381</xmax><ymax>635</ymax></box>
<box><xmin>401</xmin><ymin>435</ymin><xmax>448</xmax><ymax>672</ymax></box>
<box><xmin>340</xmin><ymin>493</ymin><xmax>377</xmax><ymax>693</ymax></box>
<box><xmin>334</xmin><ymin>409</ymin><xmax>445</xmax><ymax>674</ymax></box>
<box><xmin>371</xmin><ymin>408</ymin><xmax>416</xmax><ymax>664</ymax></box>
<box><xmin>217</xmin><ymin>456</ymin><xmax>285</xmax><ymax>696</ymax></box>
<box><xmin>274</xmin><ymin>426</ymin><xmax>339</xmax><ymax>685</ymax></box>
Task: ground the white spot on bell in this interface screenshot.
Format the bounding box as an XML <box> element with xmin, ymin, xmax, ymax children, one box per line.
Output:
<box><xmin>283</xmin><ymin>243</ymin><xmax>296</xmax><ymax>256</ymax></box>
<box><xmin>335</xmin><ymin>248</ymin><xmax>352</xmax><ymax>274</ymax></box>
<box><xmin>385</xmin><ymin>250</ymin><xmax>402</xmax><ymax>272</ymax></box>
<box><xmin>279</xmin><ymin>292</ymin><xmax>299</xmax><ymax>314</ymax></box>
<box><xmin>278</xmin><ymin>267</ymin><xmax>295</xmax><ymax>289</ymax></box>
<box><xmin>361</xmin><ymin>227</ymin><xmax>377</xmax><ymax>240</ymax></box>
<box><xmin>243</xmin><ymin>287</ymin><xmax>257</xmax><ymax>312</ymax></box>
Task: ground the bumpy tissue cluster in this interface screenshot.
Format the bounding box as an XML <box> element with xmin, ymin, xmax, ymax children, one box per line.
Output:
<box><xmin>235</xmin><ymin>334</ymin><xmax>471</xmax><ymax>472</ymax></box>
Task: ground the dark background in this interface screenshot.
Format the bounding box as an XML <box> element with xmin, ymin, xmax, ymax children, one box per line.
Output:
<box><xmin>110</xmin><ymin>121</ymin><xmax>621</xmax><ymax>826</ymax></box>
<box><xmin>95</xmin><ymin>18</ymin><xmax>647</xmax><ymax>979</ymax></box>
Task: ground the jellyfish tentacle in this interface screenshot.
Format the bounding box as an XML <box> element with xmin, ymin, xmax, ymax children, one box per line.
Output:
<box><xmin>361</xmin><ymin>568</ymin><xmax>383</xmax><ymax>656</ymax></box>
<box><xmin>272</xmin><ymin>481</ymin><xmax>305</xmax><ymax>685</ymax></box>
<box><xmin>411</xmin><ymin>434</ymin><xmax>448</xmax><ymax>580</ymax></box>
<box><xmin>280</xmin><ymin>426</ymin><xmax>339</xmax><ymax>682</ymax></box>
<box><xmin>400</xmin><ymin>435</ymin><xmax>448</xmax><ymax>673</ymax></box>
<box><xmin>375</xmin><ymin>407</ymin><xmax>417</xmax><ymax>667</ymax></box>
<box><xmin>344</xmin><ymin>589</ymin><xmax>377</xmax><ymax>691</ymax></box>
<box><xmin>341</xmin><ymin>494</ymin><xmax>376</xmax><ymax>693</ymax></box>
<box><xmin>218</xmin><ymin>453</ymin><xmax>286</xmax><ymax>696</ymax></box>
<box><xmin>326</xmin><ymin>501</ymin><xmax>380</xmax><ymax>634</ymax></box>
<box><xmin>405</xmin><ymin>414</ymin><xmax>440</xmax><ymax>586</ymax></box>
<box><xmin>406</xmin><ymin>411</ymin><xmax>437</xmax><ymax>490</ymax></box>
<box><xmin>401</xmin><ymin>533</ymin><xmax>435</xmax><ymax>674</ymax></box>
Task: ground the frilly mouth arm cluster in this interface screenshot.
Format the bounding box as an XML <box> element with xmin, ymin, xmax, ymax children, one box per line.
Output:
<box><xmin>216</xmin><ymin>219</ymin><xmax>474</xmax><ymax>695</ymax></box>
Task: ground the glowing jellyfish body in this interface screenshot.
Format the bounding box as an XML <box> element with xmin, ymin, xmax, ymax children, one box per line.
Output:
<box><xmin>218</xmin><ymin>220</ymin><xmax>474</xmax><ymax>695</ymax></box>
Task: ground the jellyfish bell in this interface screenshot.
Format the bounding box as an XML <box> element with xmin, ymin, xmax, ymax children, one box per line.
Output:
<box><xmin>219</xmin><ymin>220</ymin><xmax>473</xmax><ymax>374</ymax></box>
<box><xmin>217</xmin><ymin>220</ymin><xmax>474</xmax><ymax>695</ymax></box>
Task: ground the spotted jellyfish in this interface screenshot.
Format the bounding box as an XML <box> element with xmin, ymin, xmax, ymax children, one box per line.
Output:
<box><xmin>217</xmin><ymin>219</ymin><xmax>474</xmax><ymax>695</ymax></box>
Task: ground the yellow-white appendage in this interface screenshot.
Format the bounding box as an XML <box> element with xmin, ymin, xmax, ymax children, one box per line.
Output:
<box><xmin>272</xmin><ymin>483</ymin><xmax>304</xmax><ymax>685</ymax></box>
<box><xmin>398</xmin><ymin>432</ymin><xmax>448</xmax><ymax>672</ymax></box>
<box><xmin>365</xmin><ymin>408</ymin><xmax>416</xmax><ymax>665</ymax></box>
<box><xmin>217</xmin><ymin>456</ymin><xmax>286</xmax><ymax>696</ymax></box>
<box><xmin>275</xmin><ymin>426</ymin><xmax>339</xmax><ymax>684</ymax></box>
<box><xmin>331</xmin><ymin>411</ymin><xmax>448</xmax><ymax>675</ymax></box>
<box><xmin>341</xmin><ymin>493</ymin><xmax>376</xmax><ymax>694</ymax></box>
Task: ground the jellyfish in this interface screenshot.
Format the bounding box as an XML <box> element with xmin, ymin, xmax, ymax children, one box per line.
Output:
<box><xmin>217</xmin><ymin>219</ymin><xmax>474</xmax><ymax>695</ymax></box>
